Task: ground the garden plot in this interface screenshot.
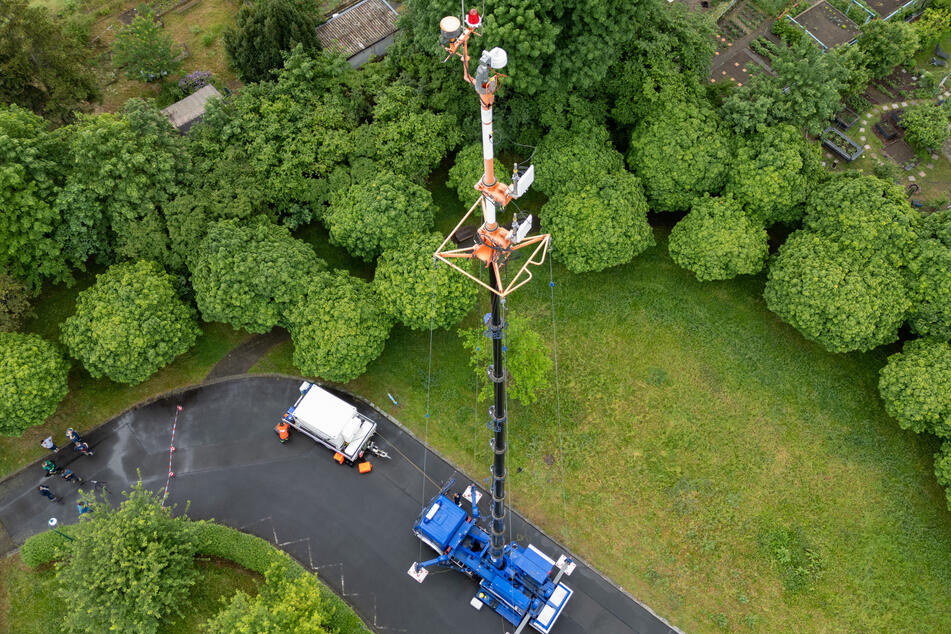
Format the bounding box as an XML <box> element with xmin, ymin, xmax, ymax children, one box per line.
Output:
<box><xmin>793</xmin><ymin>1</ymin><xmax>860</xmax><ymax>50</ymax></box>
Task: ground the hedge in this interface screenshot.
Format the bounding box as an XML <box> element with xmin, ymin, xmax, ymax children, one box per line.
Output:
<box><xmin>21</xmin><ymin>520</ymin><xmax>368</xmax><ymax>634</ymax></box>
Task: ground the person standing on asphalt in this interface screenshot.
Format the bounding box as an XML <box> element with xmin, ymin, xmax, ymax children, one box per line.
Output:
<box><xmin>61</xmin><ymin>468</ymin><xmax>82</xmax><ymax>484</ymax></box>
<box><xmin>66</xmin><ymin>428</ymin><xmax>82</xmax><ymax>445</ymax></box>
<box><xmin>38</xmin><ymin>485</ymin><xmax>59</xmax><ymax>502</ymax></box>
<box><xmin>73</xmin><ymin>441</ymin><xmax>94</xmax><ymax>457</ymax></box>
<box><xmin>42</xmin><ymin>460</ymin><xmax>59</xmax><ymax>477</ymax></box>
<box><xmin>40</xmin><ymin>436</ymin><xmax>57</xmax><ymax>452</ymax></box>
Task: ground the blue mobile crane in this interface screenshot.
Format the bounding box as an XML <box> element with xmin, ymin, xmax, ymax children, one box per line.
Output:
<box><xmin>407</xmin><ymin>8</ymin><xmax>576</xmax><ymax>633</ymax></box>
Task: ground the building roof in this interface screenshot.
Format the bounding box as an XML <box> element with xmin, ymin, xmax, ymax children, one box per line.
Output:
<box><xmin>316</xmin><ymin>0</ymin><xmax>399</xmax><ymax>58</ymax></box>
<box><xmin>160</xmin><ymin>84</ymin><xmax>222</xmax><ymax>133</ymax></box>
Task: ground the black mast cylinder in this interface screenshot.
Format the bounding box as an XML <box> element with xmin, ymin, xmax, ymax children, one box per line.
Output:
<box><xmin>489</xmin><ymin>266</ymin><xmax>507</xmax><ymax>567</ymax></box>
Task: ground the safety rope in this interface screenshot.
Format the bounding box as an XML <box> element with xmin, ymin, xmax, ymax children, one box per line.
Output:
<box><xmin>501</xmin><ymin>264</ymin><xmax>513</xmax><ymax>550</ymax></box>
<box><xmin>548</xmin><ymin>247</ymin><xmax>570</xmax><ymax>542</ymax></box>
<box><xmin>420</xmin><ymin>257</ymin><xmax>438</xmax><ymax>566</ymax></box>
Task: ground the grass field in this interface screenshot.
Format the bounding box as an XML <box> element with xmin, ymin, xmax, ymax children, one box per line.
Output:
<box><xmin>0</xmin><ymin>553</ymin><xmax>261</xmax><ymax>633</ymax></box>
<box><xmin>252</xmin><ymin>229</ymin><xmax>951</xmax><ymax>632</ymax></box>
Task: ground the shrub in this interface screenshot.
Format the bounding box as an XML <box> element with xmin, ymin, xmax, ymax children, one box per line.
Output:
<box><xmin>20</xmin><ymin>524</ymin><xmax>77</xmax><ymax>567</ymax></box>
<box><xmin>901</xmin><ymin>103</ymin><xmax>950</xmax><ymax>152</ymax></box>
<box><xmin>375</xmin><ymin>233</ymin><xmax>476</xmax><ymax>330</ymax></box>
<box><xmin>668</xmin><ymin>195</ymin><xmax>769</xmax><ymax>281</ymax></box>
<box><xmin>0</xmin><ymin>271</ymin><xmax>33</xmax><ymax>332</ymax></box>
<box><xmin>285</xmin><ymin>271</ymin><xmax>393</xmax><ymax>383</ymax></box>
<box><xmin>224</xmin><ymin>0</ymin><xmax>322</xmax><ymax>83</ymax></box>
<box><xmin>112</xmin><ymin>11</ymin><xmax>181</xmax><ymax>82</ymax></box>
<box><xmin>935</xmin><ymin>440</ymin><xmax>951</xmax><ymax>511</ymax></box>
<box><xmin>879</xmin><ymin>338</ymin><xmax>951</xmax><ymax>438</ymax></box>
<box><xmin>0</xmin><ymin>332</ymin><xmax>69</xmax><ymax>436</ymax></box>
<box><xmin>535</xmin><ymin>124</ymin><xmax>625</xmax><ymax>199</ymax></box>
<box><xmin>178</xmin><ymin>70</ymin><xmax>211</xmax><ymax>95</ymax></box>
<box><xmin>542</xmin><ymin>171</ymin><xmax>655</xmax><ymax>273</ymax></box>
<box><xmin>60</xmin><ymin>261</ymin><xmax>198</xmax><ymax>384</ymax></box>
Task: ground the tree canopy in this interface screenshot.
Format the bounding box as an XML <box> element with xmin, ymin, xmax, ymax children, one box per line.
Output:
<box><xmin>535</xmin><ymin>123</ymin><xmax>625</xmax><ymax>199</ymax></box>
<box><xmin>802</xmin><ymin>174</ymin><xmax>918</xmax><ymax>268</ymax></box>
<box><xmin>374</xmin><ymin>233</ymin><xmax>476</xmax><ymax>330</ymax></box>
<box><xmin>901</xmin><ymin>102</ymin><xmax>950</xmax><ymax>152</ymax></box>
<box><xmin>857</xmin><ymin>19</ymin><xmax>920</xmax><ymax>79</ymax></box>
<box><xmin>112</xmin><ymin>12</ymin><xmax>181</xmax><ymax>82</ymax></box>
<box><xmin>764</xmin><ymin>232</ymin><xmax>910</xmax><ymax>353</ymax></box>
<box><xmin>542</xmin><ymin>171</ymin><xmax>655</xmax><ymax>273</ymax></box>
<box><xmin>55</xmin><ymin>482</ymin><xmax>200</xmax><ymax>634</ymax></box>
<box><xmin>0</xmin><ymin>272</ymin><xmax>32</xmax><ymax>332</ymax></box>
<box><xmin>935</xmin><ymin>440</ymin><xmax>951</xmax><ymax>511</ymax></box>
<box><xmin>460</xmin><ymin>315</ymin><xmax>552</xmax><ymax>405</ymax></box>
<box><xmin>60</xmin><ymin>261</ymin><xmax>199</xmax><ymax>384</ymax></box>
<box><xmin>724</xmin><ymin>124</ymin><xmax>820</xmax><ymax>226</ymax></box>
<box><xmin>447</xmin><ymin>142</ymin><xmax>504</xmax><ymax>204</ymax></box>
<box><xmin>224</xmin><ymin>0</ymin><xmax>323</xmax><ymax>83</ymax></box>
<box><xmin>879</xmin><ymin>338</ymin><xmax>951</xmax><ymax>438</ymax></box>
<box><xmin>627</xmin><ymin>97</ymin><xmax>732</xmax><ymax>212</ymax></box>
<box><xmin>285</xmin><ymin>271</ymin><xmax>392</xmax><ymax>383</ymax></box>
<box><xmin>907</xmin><ymin>210</ymin><xmax>951</xmax><ymax>340</ymax></box>
<box><xmin>668</xmin><ymin>194</ymin><xmax>769</xmax><ymax>281</ymax></box>
<box><xmin>0</xmin><ymin>332</ymin><xmax>69</xmax><ymax>436</ymax></box>
<box><xmin>325</xmin><ymin>170</ymin><xmax>436</xmax><ymax>261</ymax></box>
<box><xmin>0</xmin><ymin>105</ymin><xmax>73</xmax><ymax>290</ymax></box>
<box><xmin>0</xmin><ymin>0</ymin><xmax>99</xmax><ymax>122</ymax></box>
<box><xmin>192</xmin><ymin>218</ymin><xmax>326</xmax><ymax>333</ymax></box>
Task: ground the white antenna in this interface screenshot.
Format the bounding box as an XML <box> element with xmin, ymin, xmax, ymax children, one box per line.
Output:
<box><xmin>512</xmin><ymin>214</ymin><xmax>532</xmax><ymax>244</ymax></box>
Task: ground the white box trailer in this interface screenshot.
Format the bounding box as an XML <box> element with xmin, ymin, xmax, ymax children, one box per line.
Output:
<box><xmin>281</xmin><ymin>382</ymin><xmax>377</xmax><ymax>463</ymax></box>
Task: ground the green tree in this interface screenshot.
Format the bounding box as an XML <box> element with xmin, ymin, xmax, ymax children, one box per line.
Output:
<box><xmin>60</xmin><ymin>261</ymin><xmax>199</xmax><ymax>384</ymax></box>
<box><xmin>908</xmin><ymin>210</ymin><xmax>951</xmax><ymax>339</ymax></box>
<box><xmin>55</xmin><ymin>482</ymin><xmax>199</xmax><ymax>634</ymax></box>
<box><xmin>914</xmin><ymin>8</ymin><xmax>951</xmax><ymax>49</ymax></box>
<box><xmin>802</xmin><ymin>174</ymin><xmax>918</xmax><ymax>268</ymax></box>
<box><xmin>369</xmin><ymin>84</ymin><xmax>461</xmax><ymax>182</ymax></box>
<box><xmin>205</xmin><ymin>563</ymin><xmax>331</xmax><ymax>633</ymax></box>
<box><xmin>192</xmin><ymin>219</ymin><xmax>326</xmax><ymax>333</ymax></box>
<box><xmin>857</xmin><ymin>19</ymin><xmax>920</xmax><ymax>79</ymax></box>
<box><xmin>934</xmin><ymin>439</ymin><xmax>951</xmax><ymax>511</ymax></box>
<box><xmin>901</xmin><ymin>102</ymin><xmax>950</xmax><ymax>152</ymax></box>
<box><xmin>224</xmin><ymin>0</ymin><xmax>322</xmax><ymax>83</ymax></box>
<box><xmin>0</xmin><ymin>332</ymin><xmax>68</xmax><ymax>436</ymax></box>
<box><xmin>668</xmin><ymin>195</ymin><xmax>769</xmax><ymax>281</ymax></box>
<box><xmin>542</xmin><ymin>171</ymin><xmax>655</xmax><ymax>273</ymax></box>
<box><xmin>112</xmin><ymin>11</ymin><xmax>181</xmax><ymax>82</ymax></box>
<box><xmin>627</xmin><ymin>98</ymin><xmax>732</xmax><ymax>212</ymax></box>
<box><xmin>325</xmin><ymin>170</ymin><xmax>436</xmax><ymax>261</ymax></box>
<box><xmin>0</xmin><ymin>271</ymin><xmax>33</xmax><ymax>332</ymax></box>
<box><xmin>879</xmin><ymin>338</ymin><xmax>951</xmax><ymax>437</ymax></box>
<box><xmin>284</xmin><ymin>271</ymin><xmax>392</xmax><ymax>383</ymax></box>
<box><xmin>0</xmin><ymin>105</ymin><xmax>73</xmax><ymax>290</ymax></box>
<box><xmin>54</xmin><ymin>100</ymin><xmax>184</xmax><ymax>267</ymax></box>
<box><xmin>460</xmin><ymin>315</ymin><xmax>551</xmax><ymax>405</ymax></box>
<box><xmin>447</xmin><ymin>142</ymin><xmax>504</xmax><ymax>204</ymax></box>
<box><xmin>535</xmin><ymin>123</ymin><xmax>625</xmax><ymax>199</ymax></box>
<box><xmin>724</xmin><ymin>124</ymin><xmax>821</xmax><ymax>226</ymax></box>
<box><xmin>764</xmin><ymin>232</ymin><xmax>910</xmax><ymax>353</ymax></box>
<box><xmin>722</xmin><ymin>38</ymin><xmax>848</xmax><ymax>135</ymax></box>
<box><xmin>0</xmin><ymin>0</ymin><xmax>99</xmax><ymax>122</ymax></box>
<box><xmin>374</xmin><ymin>233</ymin><xmax>476</xmax><ymax>330</ymax></box>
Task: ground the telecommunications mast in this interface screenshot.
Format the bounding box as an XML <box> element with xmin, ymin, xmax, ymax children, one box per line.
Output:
<box><xmin>408</xmin><ymin>8</ymin><xmax>575</xmax><ymax>634</ymax></box>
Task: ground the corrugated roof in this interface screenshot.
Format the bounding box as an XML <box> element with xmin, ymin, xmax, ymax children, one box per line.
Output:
<box><xmin>316</xmin><ymin>0</ymin><xmax>398</xmax><ymax>58</ymax></box>
<box><xmin>160</xmin><ymin>84</ymin><xmax>222</xmax><ymax>133</ymax></box>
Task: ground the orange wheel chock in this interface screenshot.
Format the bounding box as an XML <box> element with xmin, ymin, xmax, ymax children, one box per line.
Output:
<box><xmin>358</xmin><ymin>461</ymin><xmax>372</xmax><ymax>474</ymax></box>
<box><xmin>333</xmin><ymin>452</ymin><xmax>345</xmax><ymax>464</ymax></box>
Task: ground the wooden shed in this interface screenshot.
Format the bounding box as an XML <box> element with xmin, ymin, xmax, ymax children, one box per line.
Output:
<box><xmin>160</xmin><ymin>84</ymin><xmax>222</xmax><ymax>134</ymax></box>
<box><xmin>317</xmin><ymin>0</ymin><xmax>400</xmax><ymax>67</ymax></box>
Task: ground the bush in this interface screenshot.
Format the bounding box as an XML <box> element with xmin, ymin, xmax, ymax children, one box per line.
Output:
<box><xmin>908</xmin><ymin>211</ymin><xmax>951</xmax><ymax>339</ymax></box>
<box><xmin>901</xmin><ymin>103</ymin><xmax>950</xmax><ymax>152</ymax></box>
<box><xmin>459</xmin><ymin>315</ymin><xmax>552</xmax><ymax>405</ymax></box>
<box><xmin>60</xmin><ymin>261</ymin><xmax>199</xmax><ymax>384</ymax></box>
<box><xmin>879</xmin><ymin>338</ymin><xmax>951</xmax><ymax>438</ymax></box>
<box><xmin>20</xmin><ymin>524</ymin><xmax>78</xmax><ymax>567</ymax></box>
<box><xmin>764</xmin><ymin>232</ymin><xmax>910</xmax><ymax>353</ymax></box>
<box><xmin>192</xmin><ymin>219</ymin><xmax>326</xmax><ymax>333</ymax></box>
<box><xmin>0</xmin><ymin>332</ymin><xmax>69</xmax><ymax>436</ymax></box>
<box><xmin>375</xmin><ymin>233</ymin><xmax>476</xmax><ymax>330</ymax></box>
<box><xmin>324</xmin><ymin>171</ymin><xmax>435</xmax><ymax>262</ymax></box>
<box><xmin>285</xmin><ymin>271</ymin><xmax>393</xmax><ymax>383</ymax></box>
<box><xmin>935</xmin><ymin>440</ymin><xmax>951</xmax><ymax>512</ymax></box>
<box><xmin>446</xmin><ymin>143</ymin><xmax>504</xmax><ymax>204</ymax></box>
<box><xmin>535</xmin><ymin>124</ymin><xmax>625</xmax><ymax>199</ymax></box>
<box><xmin>542</xmin><ymin>171</ymin><xmax>655</xmax><ymax>273</ymax></box>
<box><xmin>112</xmin><ymin>11</ymin><xmax>181</xmax><ymax>82</ymax></box>
<box><xmin>55</xmin><ymin>482</ymin><xmax>200</xmax><ymax>634</ymax></box>
<box><xmin>178</xmin><ymin>70</ymin><xmax>211</xmax><ymax>95</ymax></box>
<box><xmin>668</xmin><ymin>195</ymin><xmax>769</xmax><ymax>281</ymax></box>
<box><xmin>224</xmin><ymin>0</ymin><xmax>322</xmax><ymax>83</ymax></box>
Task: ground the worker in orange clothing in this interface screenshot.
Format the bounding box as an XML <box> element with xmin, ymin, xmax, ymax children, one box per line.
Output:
<box><xmin>274</xmin><ymin>421</ymin><xmax>290</xmax><ymax>444</ymax></box>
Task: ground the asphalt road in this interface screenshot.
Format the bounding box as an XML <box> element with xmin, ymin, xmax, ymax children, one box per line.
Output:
<box><xmin>0</xmin><ymin>376</ymin><xmax>677</xmax><ymax>634</ymax></box>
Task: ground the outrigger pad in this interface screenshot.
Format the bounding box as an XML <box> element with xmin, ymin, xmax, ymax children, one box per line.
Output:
<box><xmin>556</xmin><ymin>554</ymin><xmax>576</xmax><ymax>576</ymax></box>
<box><xmin>407</xmin><ymin>563</ymin><xmax>429</xmax><ymax>583</ymax></box>
<box><xmin>463</xmin><ymin>484</ymin><xmax>483</xmax><ymax>505</ymax></box>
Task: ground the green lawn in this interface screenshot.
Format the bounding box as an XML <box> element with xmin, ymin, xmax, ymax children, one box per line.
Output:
<box><xmin>0</xmin><ymin>553</ymin><xmax>261</xmax><ymax>633</ymax></box>
<box><xmin>252</xmin><ymin>229</ymin><xmax>951</xmax><ymax>632</ymax></box>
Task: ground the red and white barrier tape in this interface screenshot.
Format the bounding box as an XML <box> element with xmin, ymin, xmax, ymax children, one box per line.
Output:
<box><xmin>161</xmin><ymin>405</ymin><xmax>183</xmax><ymax>507</ymax></box>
